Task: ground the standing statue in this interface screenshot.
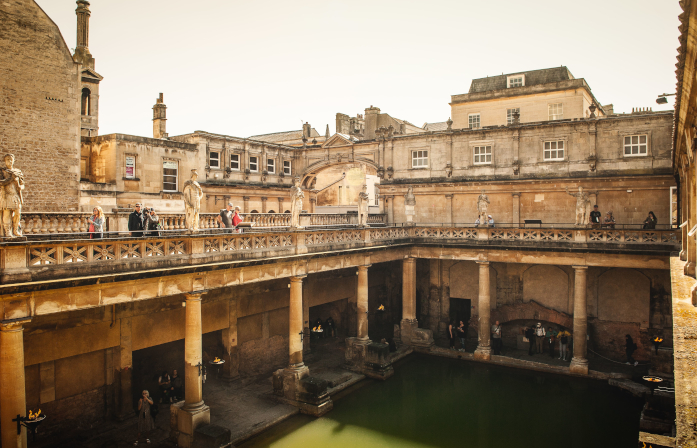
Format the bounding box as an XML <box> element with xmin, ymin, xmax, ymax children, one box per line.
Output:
<box><xmin>477</xmin><ymin>190</ymin><xmax>490</xmax><ymax>227</ymax></box>
<box><xmin>0</xmin><ymin>154</ymin><xmax>25</xmax><ymax>237</ymax></box>
<box><xmin>290</xmin><ymin>176</ymin><xmax>305</xmax><ymax>229</ymax></box>
<box><xmin>566</xmin><ymin>186</ymin><xmax>590</xmax><ymax>226</ymax></box>
<box><xmin>358</xmin><ymin>184</ymin><xmax>369</xmax><ymax>227</ymax></box>
<box><xmin>182</xmin><ymin>169</ymin><xmax>203</xmax><ymax>232</ymax></box>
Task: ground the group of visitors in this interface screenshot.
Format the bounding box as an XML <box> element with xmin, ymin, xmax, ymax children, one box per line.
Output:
<box><xmin>589</xmin><ymin>205</ymin><xmax>657</xmax><ymax>229</ymax></box>
<box><xmin>134</xmin><ymin>369</ymin><xmax>183</xmax><ymax>445</ymax></box>
<box><xmin>158</xmin><ymin>369</ymin><xmax>183</xmax><ymax>403</ymax></box>
<box><xmin>474</xmin><ymin>215</ymin><xmax>495</xmax><ymax>227</ymax></box>
<box><xmin>216</xmin><ymin>202</ymin><xmax>243</xmax><ymax>231</ymax></box>
<box><xmin>312</xmin><ymin>316</ymin><xmax>336</xmax><ymax>338</ymax></box>
<box><xmin>524</xmin><ymin>323</ymin><xmax>571</xmax><ymax>360</ymax></box>
<box><xmin>128</xmin><ymin>203</ymin><xmax>162</xmax><ymax>237</ymax></box>
<box><xmin>448</xmin><ymin>319</ymin><xmax>469</xmax><ymax>352</ymax></box>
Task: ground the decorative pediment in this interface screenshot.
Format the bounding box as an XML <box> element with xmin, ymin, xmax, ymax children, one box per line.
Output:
<box><xmin>81</xmin><ymin>67</ymin><xmax>103</xmax><ymax>82</ymax></box>
<box><xmin>322</xmin><ymin>133</ymin><xmax>357</xmax><ymax>149</ymax></box>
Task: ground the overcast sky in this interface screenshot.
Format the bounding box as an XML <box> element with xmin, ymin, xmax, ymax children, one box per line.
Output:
<box><xmin>37</xmin><ymin>0</ymin><xmax>681</xmax><ymax>138</ymax></box>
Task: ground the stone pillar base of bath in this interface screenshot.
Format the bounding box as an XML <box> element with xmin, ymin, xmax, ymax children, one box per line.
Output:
<box><xmin>272</xmin><ymin>365</ymin><xmax>333</xmax><ymax>417</ymax></box>
<box><xmin>400</xmin><ymin>319</ymin><xmax>434</xmax><ymax>349</ymax></box>
<box><xmin>473</xmin><ymin>346</ymin><xmax>491</xmax><ymax>361</ymax></box>
<box><xmin>344</xmin><ymin>337</ymin><xmax>394</xmax><ymax>380</ymax></box>
<box><xmin>569</xmin><ymin>357</ymin><xmax>589</xmax><ymax>375</ymax></box>
<box><xmin>171</xmin><ymin>401</ymin><xmax>211</xmax><ymax>448</ymax></box>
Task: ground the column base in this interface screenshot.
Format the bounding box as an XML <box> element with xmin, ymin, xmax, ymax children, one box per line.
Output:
<box><xmin>344</xmin><ymin>337</ymin><xmax>394</xmax><ymax>380</ymax></box>
<box><xmin>569</xmin><ymin>357</ymin><xmax>589</xmax><ymax>375</ymax></box>
<box><xmin>175</xmin><ymin>403</ymin><xmax>210</xmax><ymax>448</ymax></box>
<box><xmin>684</xmin><ymin>261</ymin><xmax>695</xmax><ymax>277</ymax></box>
<box><xmin>272</xmin><ymin>365</ymin><xmax>333</xmax><ymax>416</ymax></box>
<box><xmin>473</xmin><ymin>345</ymin><xmax>491</xmax><ymax>361</ymax></box>
<box><xmin>679</xmin><ymin>249</ymin><xmax>686</xmax><ymax>261</ymax></box>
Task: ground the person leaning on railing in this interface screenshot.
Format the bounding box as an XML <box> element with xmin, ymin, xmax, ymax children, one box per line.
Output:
<box><xmin>232</xmin><ymin>206</ymin><xmax>243</xmax><ymax>233</ymax></box>
<box><xmin>643</xmin><ymin>211</ymin><xmax>657</xmax><ymax>229</ymax></box>
<box><xmin>128</xmin><ymin>203</ymin><xmax>145</xmax><ymax>237</ymax></box>
<box><xmin>145</xmin><ymin>208</ymin><xmax>161</xmax><ymax>237</ymax></box>
<box><xmin>88</xmin><ymin>206</ymin><xmax>104</xmax><ymax>239</ymax></box>
<box><xmin>602</xmin><ymin>211</ymin><xmax>615</xmax><ymax>229</ymax></box>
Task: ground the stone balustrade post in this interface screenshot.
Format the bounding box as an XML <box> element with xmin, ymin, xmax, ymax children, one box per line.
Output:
<box><xmin>474</xmin><ymin>261</ymin><xmax>492</xmax><ymax>361</ymax></box>
<box><xmin>570</xmin><ymin>266</ymin><xmax>589</xmax><ymax>374</ymax></box>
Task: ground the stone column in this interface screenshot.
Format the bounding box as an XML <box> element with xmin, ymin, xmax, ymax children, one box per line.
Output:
<box><xmin>512</xmin><ymin>193</ymin><xmax>520</xmax><ymax>226</ymax></box>
<box><xmin>243</xmin><ymin>196</ymin><xmax>250</xmax><ymax>214</ymax></box>
<box><xmin>357</xmin><ymin>265</ymin><xmax>371</xmax><ymax>340</ymax></box>
<box><xmin>474</xmin><ymin>262</ymin><xmax>491</xmax><ymax>361</ymax></box>
<box><xmin>278</xmin><ymin>197</ymin><xmax>284</xmax><ymax>213</ymax></box>
<box><xmin>402</xmin><ymin>258</ymin><xmax>416</xmax><ymax>321</ymax></box>
<box><xmin>570</xmin><ymin>266</ymin><xmax>589</xmax><ymax>375</ymax></box>
<box><xmin>178</xmin><ymin>292</ymin><xmax>210</xmax><ymax>448</ymax></box>
<box><xmin>115</xmin><ymin>317</ymin><xmax>133</xmax><ymax>421</ymax></box>
<box><xmin>222</xmin><ymin>298</ymin><xmax>239</xmax><ymax>381</ymax></box>
<box><xmin>261</xmin><ymin>197</ymin><xmax>268</xmax><ymax>213</ymax></box>
<box><xmin>309</xmin><ymin>198</ymin><xmax>316</xmax><ymax>214</ymax></box>
<box><xmin>289</xmin><ymin>276</ymin><xmax>305</xmax><ymax>366</ymax></box>
<box><xmin>387</xmin><ymin>195</ymin><xmax>394</xmax><ymax>224</ymax></box>
<box><xmin>445</xmin><ymin>194</ymin><xmax>453</xmax><ymax>225</ymax></box>
<box><xmin>0</xmin><ymin>319</ymin><xmax>30</xmax><ymax>448</ymax></box>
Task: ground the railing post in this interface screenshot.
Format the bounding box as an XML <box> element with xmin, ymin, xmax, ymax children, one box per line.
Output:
<box><xmin>574</xmin><ymin>228</ymin><xmax>587</xmax><ymax>243</ymax></box>
<box><xmin>295</xmin><ymin>232</ymin><xmax>307</xmax><ymax>255</ymax></box>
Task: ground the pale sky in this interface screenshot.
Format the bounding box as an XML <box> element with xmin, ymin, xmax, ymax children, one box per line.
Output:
<box><xmin>37</xmin><ymin>0</ymin><xmax>681</xmax><ymax>138</ymax></box>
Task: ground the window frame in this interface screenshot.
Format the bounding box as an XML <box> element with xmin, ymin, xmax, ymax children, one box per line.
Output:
<box><xmin>249</xmin><ymin>156</ymin><xmax>259</xmax><ymax>172</ymax></box>
<box><xmin>267</xmin><ymin>158</ymin><xmax>275</xmax><ymax>174</ymax></box>
<box><xmin>230</xmin><ymin>153</ymin><xmax>240</xmax><ymax>171</ymax></box>
<box><xmin>125</xmin><ymin>155</ymin><xmax>136</xmax><ymax>179</ymax></box>
<box><xmin>283</xmin><ymin>160</ymin><xmax>292</xmax><ymax>175</ymax></box>
<box><xmin>506</xmin><ymin>108</ymin><xmax>520</xmax><ymax>125</ymax></box>
<box><xmin>162</xmin><ymin>159</ymin><xmax>179</xmax><ymax>192</ymax></box>
<box><xmin>473</xmin><ymin>145</ymin><xmax>493</xmax><ymax>165</ymax></box>
<box><xmin>623</xmin><ymin>134</ymin><xmax>648</xmax><ymax>157</ymax></box>
<box><xmin>507</xmin><ymin>75</ymin><xmax>525</xmax><ymax>88</ymax></box>
<box><xmin>548</xmin><ymin>103</ymin><xmax>563</xmax><ymax>121</ymax></box>
<box><xmin>411</xmin><ymin>149</ymin><xmax>429</xmax><ymax>169</ymax></box>
<box><xmin>209</xmin><ymin>151</ymin><xmax>220</xmax><ymax>169</ymax></box>
<box><xmin>542</xmin><ymin>140</ymin><xmax>566</xmax><ymax>162</ymax></box>
<box><xmin>468</xmin><ymin>113</ymin><xmax>481</xmax><ymax>129</ymax></box>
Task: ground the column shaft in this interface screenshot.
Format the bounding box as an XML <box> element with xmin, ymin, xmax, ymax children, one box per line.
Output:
<box><xmin>0</xmin><ymin>321</ymin><xmax>29</xmax><ymax>448</ymax></box>
<box><xmin>570</xmin><ymin>266</ymin><xmax>589</xmax><ymax>374</ymax></box>
<box><xmin>402</xmin><ymin>258</ymin><xmax>416</xmax><ymax>320</ymax></box>
<box><xmin>289</xmin><ymin>277</ymin><xmax>304</xmax><ymax>366</ymax></box>
<box><xmin>445</xmin><ymin>194</ymin><xmax>453</xmax><ymax>225</ymax></box>
<box><xmin>184</xmin><ymin>294</ymin><xmax>204</xmax><ymax>409</ymax></box>
<box><xmin>357</xmin><ymin>266</ymin><xmax>370</xmax><ymax>340</ymax></box>
<box><xmin>474</xmin><ymin>262</ymin><xmax>491</xmax><ymax>360</ymax></box>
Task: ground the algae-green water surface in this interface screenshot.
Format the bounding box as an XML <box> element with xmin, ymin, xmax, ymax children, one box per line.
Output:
<box><xmin>239</xmin><ymin>354</ymin><xmax>643</xmax><ymax>448</ymax></box>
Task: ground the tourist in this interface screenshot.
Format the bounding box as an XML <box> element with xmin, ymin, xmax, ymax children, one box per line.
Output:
<box><xmin>217</xmin><ymin>202</ymin><xmax>234</xmax><ymax>231</ymax></box>
<box><xmin>325</xmin><ymin>316</ymin><xmax>336</xmax><ymax>338</ymax></box>
<box><xmin>233</xmin><ymin>206</ymin><xmax>243</xmax><ymax>233</ymax></box>
<box><xmin>558</xmin><ymin>329</ymin><xmax>570</xmax><ymax>361</ymax></box>
<box><xmin>128</xmin><ymin>203</ymin><xmax>144</xmax><ymax>237</ymax></box>
<box><xmin>88</xmin><ymin>206</ymin><xmax>104</xmax><ymax>239</ymax></box>
<box><xmin>525</xmin><ymin>326</ymin><xmax>535</xmax><ymax>356</ymax></box>
<box><xmin>448</xmin><ymin>320</ymin><xmax>456</xmax><ymax>350</ymax></box>
<box><xmin>589</xmin><ymin>205</ymin><xmax>602</xmax><ymax>228</ymax></box>
<box><xmin>457</xmin><ymin>320</ymin><xmax>467</xmax><ymax>352</ymax></box>
<box><xmin>474</xmin><ymin>217</ymin><xmax>481</xmax><ymax>227</ymax></box>
<box><xmin>488</xmin><ymin>215</ymin><xmax>495</xmax><ymax>227</ymax></box>
<box><xmin>643</xmin><ymin>211</ymin><xmax>657</xmax><ymax>229</ymax></box>
<box><xmin>625</xmin><ymin>334</ymin><xmax>638</xmax><ymax>366</ymax></box>
<box><xmin>491</xmin><ymin>320</ymin><xmax>502</xmax><ymax>355</ymax></box>
<box><xmin>145</xmin><ymin>208</ymin><xmax>161</xmax><ymax>237</ymax></box>
<box><xmin>535</xmin><ymin>323</ymin><xmax>545</xmax><ymax>354</ymax></box>
<box><xmin>158</xmin><ymin>370</ymin><xmax>171</xmax><ymax>403</ymax></box>
<box><xmin>603</xmin><ymin>211</ymin><xmax>616</xmax><ymax>229</ymax></box>
<box><xmin>547</xmin><ymin>327</ymin><xmax>557</xmax><ymax>358</ymax></box>
<box><xmin>171</xmin><ymin>369</ymin><xmax>183</xmax><ymax>401</ymax></box>
<box><xmin>135</xmin><ymin>390</ymin><xmax>155</xmax><ymax>445</ymax></box>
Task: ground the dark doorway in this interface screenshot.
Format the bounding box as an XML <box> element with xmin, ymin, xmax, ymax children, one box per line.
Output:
<box><xmin>132</xmin><ymin>340</ymin><xmax>185</xmax><ymax>408</ymax></box>
<box><xmin>309</xmin><ymin>298</ymin><xmax>348</xmax><ymax>339</ymax></box>
<box><xmin>449</xmin><ymin>297</ymin><xmax>471</xmax><ymax>327</ymax></box>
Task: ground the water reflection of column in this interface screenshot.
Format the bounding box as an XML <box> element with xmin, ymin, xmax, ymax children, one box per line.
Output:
<box><xmin>289</xmin><ymin>276</ymin><xmax>305</xmax><ymax>367</ymax></box>
<box><xmin>474</xmin><ymin>261</ymin><xmax>491</xmax><ymax>361</ymax></box>
<box><xmin>570</xmin><ymin>266</ymin><xmax>589</xmax><ymax>375</ymax></box>
<box><xmin>0</xmin><ymin>319</ymin><xmax>29</xmax><ymax>448</ymax></box>
<box><xmin>357</xmin><ymin>265</ymin><xmax>371</xmax><ymax>340</ymax></box>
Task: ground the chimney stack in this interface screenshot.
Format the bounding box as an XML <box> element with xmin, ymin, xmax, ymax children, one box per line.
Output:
<box><xmin>302</xmin><ymin>122</ymin><xmax>311</xmax><ymax>140</ymax></box>
<box><xmin>153</xmin><ymin>93</ymin><xmax>167</xmax><ymax>139</ymax></box>
<box><xmin>73</xmin><ymin>1</ymin><xmax>95</xmax><ymax>68</ymax></box>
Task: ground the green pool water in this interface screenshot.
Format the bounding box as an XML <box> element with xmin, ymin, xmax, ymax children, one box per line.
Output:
<box><xmin>239</xmin><ymin>354</ymin><xmax>643</xmax><ymax>448</ymax></box>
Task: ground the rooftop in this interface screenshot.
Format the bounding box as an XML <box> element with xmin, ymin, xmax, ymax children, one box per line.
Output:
<box><xmin>468</xmin><ymin>66</ymin><xmax>575</xmax><ymax>93</ymax></box>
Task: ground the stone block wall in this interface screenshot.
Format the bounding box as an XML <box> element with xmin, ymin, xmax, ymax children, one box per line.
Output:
<box><xmin>0</xmin><ymin>0</ymin><xmax>81</xmax><ymax>212</ymax></box>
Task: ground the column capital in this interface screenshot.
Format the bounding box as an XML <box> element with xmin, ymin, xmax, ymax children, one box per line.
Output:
<box><xmin>357</xmin><ymin>264</ymin><xmax>372</xmax><ymax>272</ymax></box>
<box><xmin>511</xmin><ymin>192</ymin><xmax>521</xmax><ymax>197</ymax></box>
<box><xmin>476</xmin><ymin>261</ymin><xmax>490</xmax><ymax>266</ymax></box>
<box><xmin>310</xmin><ymin>198</ymin><xmax>317</xmax><ymax>203</ymax></box>
<box><xmin>184</xmin><ymin>291</ymin><xmax>205</xmax><ymax>301</ymax></box>
<box><xmin>290</xmin><ymin>275</ymin><xmax>306</xmax><ymax>283</ymax></box>
<box><xmin>403</xmin><ymin>256</ymin><xmax>416</xmax><ymax>263</ymax></box>
<box><xmin>243</xmin><ymin>196</ymin><xmax>250</xmax><ymax>201</ymax></box>
<box><xmin>261</xmin><ymin>197</ymin><xmax>268</xmax><ymax>201</ymax></box>
<box><xmin>572</xmin><ymin>265</ymin><xmax>588</xmax><ymax>271</ymax></box>
<box><xmin>445</xmin><ymin>194</ymin><xmax>454</xmax><ymax>199</ymax></box>
<box><xmin>0</xmin><ymin>317</ymin><xmax>31</xmax><ymax>331</ymax></box>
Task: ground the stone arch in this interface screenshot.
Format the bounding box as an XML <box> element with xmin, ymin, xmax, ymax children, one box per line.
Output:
<box><xmin>597</xmin><ymin>268</ymin><xmax>650</xmax><ymax>323</ymax></box>
<box><xmin>492</xmin><ymin>301</ymin><xmax>573</xmax><ymax>329</ymax></box>
<box><xmin>300</xmin><ymin>159</ymin><xmax>379</xmax><ymax>188</ymax></box>
<box><xmin>81</xmin><ymin>87</ymin><xmax>91</xmax><ymax>115</ymax></box>
<box><xmin>448</xmin><ymin>261</ymin><xmax>497</xmax><ymax>312</ymax></box>
<box><xmin>523</xmin><ymin>265</ymin><xmax>569</xmax><ymax>313</ymax></box>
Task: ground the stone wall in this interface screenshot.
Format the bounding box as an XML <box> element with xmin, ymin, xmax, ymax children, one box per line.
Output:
<box><xmin>0</xmin><ymin>0</ymin><xmax>81</xmax><ymax>212</ymax></box>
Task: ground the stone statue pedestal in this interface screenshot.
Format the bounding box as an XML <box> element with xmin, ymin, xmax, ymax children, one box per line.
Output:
<box><xmin>171</xmin><ymin>401</ymin><xmax>211</xmax><ymax>448</ymax></box>
<box><xmin>272</xmin><ymin>365</ymin><xmax>333</xmax><ymax>416</ymax></box>
<box><xmin>344</xmin><ymin>337</ymin><xmax>394</xmax><ymax>380</ymax></box>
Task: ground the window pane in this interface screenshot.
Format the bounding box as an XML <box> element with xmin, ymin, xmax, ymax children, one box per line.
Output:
<box><xmin>640</xmin><ymin>145</ymin><xmax>647</xmax><ymax>153</ymax></box>
<box><xmin>545</xmin><ymin>142</ymin><xmax>550</xmax><ymax>149</ymax></box>
<box><xmin>632</xmin><ymin>136</ymin><xmax>638</xmax><ymax>144</ymax></box>
<box><xmin>640</xmin><ymin>135</ymin><xmax>647</xmax><ymax>143</ymax></box>
<box><xmin>625</xmin><ymin>136</ymin><xmax>631</xmax><ymax>145</ymax></box>
<box><xmin>558</xmin><ymin>141</ymin><xmax>564</xmax><ymax>149</ymax></box>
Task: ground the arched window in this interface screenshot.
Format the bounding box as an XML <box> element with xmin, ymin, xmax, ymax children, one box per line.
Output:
<box><xmin>81</xmin><ymin>88</ymin><xmax>91</xmax><ymax>116</ymax></box>
<box><xmin>250</xmin><ymin>210</ymin><xmax>259</xmax><ymax>214</ymax></box>
<box><xmin>267</xmin><ymin>210</ymin><xmax>275</xmax><ymax>214</ymax></box>
<box><xmin>284</xmin><ymin>210</ymin><xmax>291</xmax><ymax>214</ymax></box>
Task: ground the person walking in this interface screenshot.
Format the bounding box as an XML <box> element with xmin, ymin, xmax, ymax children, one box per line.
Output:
<box><xmin>144</xmin><ymin>208</ymin><xmax>161</xmax><ymax>237</ymax></box>
<box><xmin>525</xmin><ymin>326</ymin><xmax>535</xmax><ymax>356</ymax></box>
<box><xmin>88</xmin><ymin>206</ymin><xmax>104</xmax><ymax>239</ymax></box>
<box><xmin>625</xmin><ymin>334</ymin><xmax>638</xmax><ymax>366</ymax></box>
<box><xmin>448</xmin><ymin>320</ymin><xmax>456</xmax><ymax>350</ymax></box>
<box><xmin>128</xmin><ymin>203</ymin><xmax>145</xmax><ymax>237</ymax></box>
<box><xmin>217</xmin><ymin>202</ymin><xmax>234</xmax><ymax>231</ymax></box>
<box><xmin>135</xmin><ymin>390</ymin><xmax>155</xmax><ymax>445</ymax></box>
<box><xmin>534</xmin><ymin>323</ymin><xmax>545</xmax><ymax>354</ymax></box>
<box><xmin>558</xmin><ymin>330</ymin><xmax>570</xmax><ymax>361</ymax></box>
<box><xmin>643</xmin><ymin>211</ymin><xmax>657</xmax><ymax>229</ymax></box>
<box><xmin>158</xmin><ymin>371</ymin><xmax>171</xmax><ymax>403</ymax></box>
<box><xmin>457</xmin><ymin>320</ymin><xmax>467</xmax><ymax>352</ymax></box>
<box><xmin>547</xmin><ymin>327</ymin><xmax>557</xmax><ymax>358</ymax></box>
<box><xmin>491</xmin><ymin>320</ymin><xmax>502</xmax><ymax>355</ymax></box>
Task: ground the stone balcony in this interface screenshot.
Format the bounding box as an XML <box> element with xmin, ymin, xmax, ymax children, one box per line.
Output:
<box><xmin>0</xmin><ymin>224</ymin><xmax>680</xmax><ymax>288</ymax></box>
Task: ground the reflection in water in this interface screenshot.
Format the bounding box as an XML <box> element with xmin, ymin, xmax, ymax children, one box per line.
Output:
<box><xmin>239</xmin><ymin>355</ymin><xmax>642</xmax><ymax>448</ymax></box>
